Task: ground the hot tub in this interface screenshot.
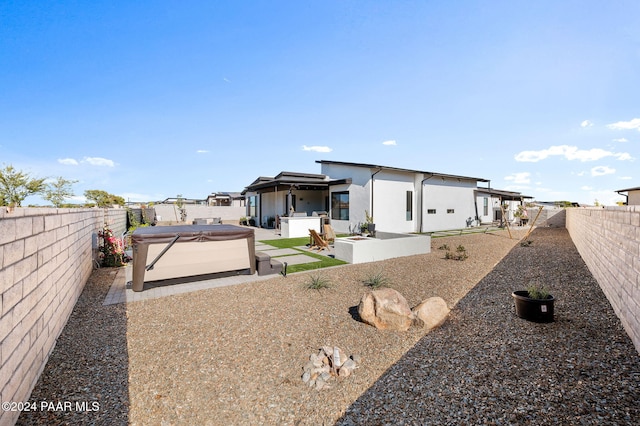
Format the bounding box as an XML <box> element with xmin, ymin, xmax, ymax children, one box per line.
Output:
<box><xmin>131</xmin><ymin>225</ymin><xmax>255</xmax><ymax>291</ymax></box>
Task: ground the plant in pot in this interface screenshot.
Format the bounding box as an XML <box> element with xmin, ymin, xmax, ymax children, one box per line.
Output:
<box><xmin>364</xmin><ymin>210</ymin><xmax>375</xmax><ymax>236</ymax></box>
<box><xmin>512</xmin><ymin>283</ymin><xmax>555</xmax><ymax>323</ymax></box>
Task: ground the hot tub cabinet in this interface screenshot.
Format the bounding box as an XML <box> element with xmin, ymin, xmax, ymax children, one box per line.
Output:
<box><xmin>131</xmin><ymin>225</ymin><xmax>255</xmax><ymax>291</ymax></box>
<box><xmin>334</xmin><ymin>231</ymin><xmax>430</xmax><ymax>264</ymax></box>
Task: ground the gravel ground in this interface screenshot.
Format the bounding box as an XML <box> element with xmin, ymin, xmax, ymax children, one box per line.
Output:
<box><xmin>338</xmin><ymin>227</ymin><xmax>640</xmax><ymax>425</ymax></box>
<box><xmin>16</xmin><ymin>269</ymin><xmax>129</xmax><ymax>426</ymax></box>
<box><xmin>17</xmin><ymin>227</ymin><xmax>640</xmax><ymax>425</ymax></box>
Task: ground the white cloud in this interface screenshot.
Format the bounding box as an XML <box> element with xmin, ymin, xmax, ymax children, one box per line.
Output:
<box><xmin>606</xmin><ymin>118</ymin><xmax>640</xmax><ymax>131</ymax></box>
<box><xmin>382</xmin><ymin>140</ymin><xmax>397</xmax><ymax>146</ymax></box>
<box><xmin>581</xmin><ymin>185</ymin><xmax>593</xmax><ymax>191</ymax></box>
<box><xmin>58</xmin><ymin>158</ymin><xmax>79</xmax><ymax>165</ymax></box>
<box><xmin>580</xmin><ymin>120</ymin><xmax>594</xmax><ymax>128</ymax></box>
<box><xmin>591</xmin><ymin>166</ymin><xmax>615</xmax><ymax>176</ymax></box>
<box><xmin>613</xmin><ymin>138</ymin><xmax>628</xmax><ymax>143</ymax></box>
<box><xmin>620</xmin><ymin>176</ymin><xmax>632</xmax><ymax>180</ymax></box>
<box><xmin>515</xmin><ymin>145</ymin><xmax>632</xmax><ymax>163</ymax></box>
<box><xmin>616</xmin><ymin>153</ymin><xmax>634</xmax><ymax>161</ymax></box>
<box><xmin>302</xmin><ymin>145</ymin><xmax>332</xmax><ymax>153</ymax></box>
<box><xmin>82</xmin><ymin>157</ymin><xmax>115</xmax><ymax>167</ymax></box>
<box><xmin>504</xmin><ymin>172</ymin><xmax>531</xmax><ymax>184</ymax></box>
<box><xmin>196</xmin><ymin>150</ymin><xmax>209</xmax><ymax>154</ymax></box>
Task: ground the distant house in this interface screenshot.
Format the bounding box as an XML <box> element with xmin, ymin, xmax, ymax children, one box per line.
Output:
<box><xmin>474</xmin><ymin>188</ymin><xmax>533</xmax><ymax>225</ymax></box>
<box><xmin>616</xmin><ymin>186</ymin><xmax>640</xmax><ymax>205</ymax></box>
<box><xmin>206</xmin><ymin>192</ymin><xmax>245</xmax><ymax>207</ymax></box>
<box><xmin>158</xmin><ymin>197</ymin><xmax>207</xmax><ymax>205</ymax></box>
<box><xmin>243</xmin><ymin>161</ymin><xmax>495</xmax><ymax>233</ymax></box>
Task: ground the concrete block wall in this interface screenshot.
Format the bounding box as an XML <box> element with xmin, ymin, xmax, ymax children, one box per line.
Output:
<box><xmin>566</xmin><ymin>206</ymin><xmax>640</xmax><ymax>354</ymax></box>
<box><xmin>0</xmin><ymin>207</ymin><xmax>127</xmax><ymax>426</ymax></box>
<box><xmin>525</xmin><ymin>207</ymin><xmax>566</xmax><ymax>228</ymax></box>
<box><xmin>153</xmin><ymin>205</ymin><xmax>246</xmax><ymax>224</ymax></box>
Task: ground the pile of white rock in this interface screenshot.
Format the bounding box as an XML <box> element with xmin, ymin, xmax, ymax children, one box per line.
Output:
<box><xmin>301</xmin><ymin>346</ymin><xmax>361</xmax><ymax>390</ymax></box>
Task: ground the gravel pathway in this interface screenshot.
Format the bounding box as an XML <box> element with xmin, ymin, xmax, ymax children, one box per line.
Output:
<box><xmin>338</xmin><ymin>227</ymin><xmax>640</xmax><ymax>425</ymax></box>
<box><xmin>16</xmin><ymin>227</ymin><xmax>640</xmax><ymax>425</ymax></box>
<box><xmin>16</xmin><ymin>269</ymin><xmax>129</xmax><ymax>426</ymax></box>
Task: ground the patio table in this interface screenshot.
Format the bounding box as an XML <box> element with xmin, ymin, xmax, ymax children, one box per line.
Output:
<box><xmin>131</xmin><ymin>225</ymin><xmax>255</xmax><ymax>291</ymax></box>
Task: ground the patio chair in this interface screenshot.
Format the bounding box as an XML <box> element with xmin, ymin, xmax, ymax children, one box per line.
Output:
<box><xmin>323</xmin><ymin>224</ymin><xmax>336</xmax><ymax>244</ymax></box>
<box><xmin>309</xmin><ymin>229</ymin><xmax>330</xmax><ymax>251</ymax></box>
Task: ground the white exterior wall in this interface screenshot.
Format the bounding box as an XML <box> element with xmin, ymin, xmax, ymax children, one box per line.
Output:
<box><xmin>422</xmin><ymin>179</ymin><xmax>477</xmax><ymax>232</ymax></box>
<box><xmin>475</xmin><ymin>195</ymin><xmax>521</xmax><ymax>224</ymax></box>
<box><xmin>476</xmin><ymin>195</ymin><xmax>492</xmax><ymax>223</ymax></box>
<box><xmin>322</xmin><ymin>164</ymin><xmax>372</xmax><ymax>234</ymax></box>
<box><xmin>371</xmin><ymin>170</ymin><xmax>416</xmax><ymax>233</ymax></box>
<box><xmin>327</xmin><ymin>182</ymin><xmax>368</xmax><ymax>234</ymax></box>
<box><xmin>503</xmin><ymin>200</ymin><xmax>520</xmax><ymax>223</ymax></box>
<box><xmin>259</xmin><ymin>191</ymin><xmax>278</xmax><ymax>226</ymax></box>
<box><xmin>321</xmin><ymin>163</ymin><xmax>481</xmax><ymax>234</ymax></box>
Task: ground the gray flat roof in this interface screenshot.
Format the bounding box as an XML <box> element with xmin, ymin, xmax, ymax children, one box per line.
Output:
<box><xmin>316</xmin><ymin>160</ymin><xmax>490</xmax><ymax>183</ymax></box>
<box><xmin>616</xmin><ymin>186</ymin><xmax>640</xmax><ymax>192</ymax></box>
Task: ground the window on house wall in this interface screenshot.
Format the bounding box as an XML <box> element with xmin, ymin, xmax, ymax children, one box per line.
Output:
<box><xmin>483</xmin><ymin>197</ymin><xmax>488</xmax><ymax>216</ymax></box>
<box><xmin>427</xmin><ymin>209</ymin><xmax>436</xmax><ymax>214</ymax></box>
<box><xmin>447</xmin><ymin>209</ymin><xmax>454</xmax><ymax>214</ymax></box>
<box><xmin>406</xmin><ymin>191</ymin><xmax>413</xmax><ymax>221</ymax></box>
<box><xmin>248</xmin><ymin>196</ymin><xmax>257</xmax><ymax>217</ymax></box>
<box><xmin>331</xmin><ymin>192</ymin><xmax>349</xmax><ymax>220</ymax></box>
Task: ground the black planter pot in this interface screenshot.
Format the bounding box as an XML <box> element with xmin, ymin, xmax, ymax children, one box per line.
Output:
<box><xmin>512</xmin><ymin>290</ymin><xmax>555</xmax><ymax>323</ymax></box>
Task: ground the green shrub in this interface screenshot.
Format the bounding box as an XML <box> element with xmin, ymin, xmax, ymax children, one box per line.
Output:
<box><xmin>444</xmin><ymin>245</ymin><xmax>468</xmax><ymax>261</ymax></box>
<box><xmin>362</xmin><ymin>270</ymin><xmax>391</xmax><ymax>289</ymax></box>
<box><xmin>527</xmin><ymin>285</ymin><xmax>550</xmax><ymax>300</ymax></box>
<box><xmin>305</xmin><ymin>273</ymin><xmax>331</xmax><ymax>290</ymax></box>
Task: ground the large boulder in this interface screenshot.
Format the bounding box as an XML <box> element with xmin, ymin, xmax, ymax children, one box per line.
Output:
<box><xmin>358</xmin><ymin>288</ymin><xmax>414</xmax><ymax>331</ymax></box>
<box><xmin>412</xmin><ymin>297</ymin><xmax>450</xmax><ymax>330</ymax></box>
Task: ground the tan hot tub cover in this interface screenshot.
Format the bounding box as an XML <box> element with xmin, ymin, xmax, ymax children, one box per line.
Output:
<box><xmin>131</xmin><ymin>225</ymin><xmax>256</xmax><ymax>291</ymax></box>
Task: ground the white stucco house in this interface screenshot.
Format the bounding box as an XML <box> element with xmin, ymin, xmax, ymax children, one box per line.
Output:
<box><xmin>616</xmin><ymin>186</ymin><xmax>640</xmax><ymax>205</ymax></box>
<box><xmin>474</xmin><ymin>188</ymin><xmax>533</xmax><ymax>225</ymax></box>
<box><xmin>243</xmin><ymin>160</ymin><xmax>515</xmax><ymax>234</ymax></box>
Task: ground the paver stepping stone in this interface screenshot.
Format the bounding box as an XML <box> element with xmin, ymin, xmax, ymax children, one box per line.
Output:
<box><xmin>255</xmin><ymin>243</ymin><xmax>277</xmax><ymax>251</ymax></box>
<box><xmin>262</xmin><ymin>248</ymin><xmax>300</xmax><ymax>256</ymax></box>
<box><xmin>274</xmin><ymin>254</ymin><xmax>321</xmax><ymax>266</ymax></box>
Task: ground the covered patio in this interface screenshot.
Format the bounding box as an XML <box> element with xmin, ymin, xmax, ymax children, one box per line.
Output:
<box><xmin>242</xmin><ymin>171</ymin><xmax>351</xmax><ymax>229</ymax></box>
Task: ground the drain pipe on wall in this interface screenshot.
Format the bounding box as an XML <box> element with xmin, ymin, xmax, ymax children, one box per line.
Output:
<box><xmin>370</xmin><ymin>167</ymin><xmax>383</xmax><ymax>222</ymax></box>
<box><xmin>419</xmin><ymin>173</ymin><xmax>435</xmax><ymax>233</ymax></box>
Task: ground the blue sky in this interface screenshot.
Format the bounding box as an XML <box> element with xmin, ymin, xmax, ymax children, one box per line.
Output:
<box><xmin>1</xmin><ymin>0</ymin><xmax>639</xmax><ymax>206</ymax></box>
